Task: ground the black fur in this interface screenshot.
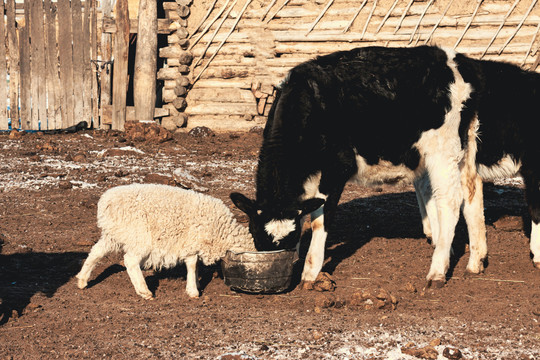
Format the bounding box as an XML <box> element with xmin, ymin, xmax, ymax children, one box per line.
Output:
<box><xmin>455</xmin><ymin>54</ymin><xmax>540</xmax><ymax>224</ymax></box>
<box><xmin>232</xmin><ymin>46</ymin><xmax>460</xmax><ymax>251</ymax></box>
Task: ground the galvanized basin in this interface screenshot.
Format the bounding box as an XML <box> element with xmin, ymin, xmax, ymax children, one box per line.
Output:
<box><xmin>221</xmin><ymin>249</ymin><xmax>298</xmax><ymax>294</ymax></box>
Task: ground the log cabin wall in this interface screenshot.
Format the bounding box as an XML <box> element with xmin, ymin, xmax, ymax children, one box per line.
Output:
<box><xmin>164</xmin><ymin>0</ymin><xmax>540</xmax><ymax>132</ymax></box>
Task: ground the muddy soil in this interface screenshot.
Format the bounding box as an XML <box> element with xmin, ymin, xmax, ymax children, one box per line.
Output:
<box><xmin>1</xmin><ymin>128</ymin><xmax>539</xmax><ymax>359</ymax></box>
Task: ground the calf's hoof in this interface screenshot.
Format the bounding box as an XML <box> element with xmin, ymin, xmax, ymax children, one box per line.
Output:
<box><xmin>300</xmin><ymin>281</ymin><xmax>315</xmax><ymax>290</ymax></box>
<box><xmin>533</xmin><ymin>261</ymin><xmax>540</xmax><ymax>270</ymax></box>
<box><xmin>425</xmin><ymin>279</ymin><xmax>445</xmax><ymax>289</ymax></box>
<box><xmin>138</xmin><ymin>291</ymin><xmax>154</xmax><ymax>300</ymax></box>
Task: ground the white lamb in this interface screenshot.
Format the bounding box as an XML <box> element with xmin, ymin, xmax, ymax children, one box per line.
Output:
<box><xmin>76</xmin><ymin>183</ymin><xmax>256</xmax><ymax>299</ymax></box>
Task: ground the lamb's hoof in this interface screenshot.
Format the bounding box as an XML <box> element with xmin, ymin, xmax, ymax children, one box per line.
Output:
<box><xmin>138</xmin><ymin>292</ymin><xmax>154</xmax><ymax>300</ymax></box>
<box><xmin>76</xmin><ymin>277</ymin><xmax>88</xmax><ymax>289</ymax></box>
<box><xmin>425</xmin><ymin>279</ymin><xmax>445</xmax><ymax>289</ymax></box>
<box><xmin>300</xmin><ymin>281</ymin><xmax>315</xmax><ymax>290</ymax></box>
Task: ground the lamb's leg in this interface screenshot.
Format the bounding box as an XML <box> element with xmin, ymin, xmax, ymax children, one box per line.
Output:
<box><xmin>462</xmin><ymin>174</ymin><xmax>487</xmax><ymax>274</ymax></box>
<box><xmin>124</xmin><ymin>253</ymin><xmax>153</xmax><ymax>300</ymax></box>
<box><xmin>184</xmin><ymin>254</ymin><xmax>200</xmax><ymax>298</ymax></box>
<box><xmin>76</xmin><ymin>236</ymin><xmax>112</xmax><ymax>289</ymax></box>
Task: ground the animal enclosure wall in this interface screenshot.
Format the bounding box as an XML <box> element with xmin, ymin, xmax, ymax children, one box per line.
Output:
<box><xmin>180</xmin><ymin>0</ymin><xmax>540</xmax><ymax>131</ymax></box>
<box><xmin>0</xmin><ymin>0</ymin><xmax>99</xmax><ymax>131</ymax></box>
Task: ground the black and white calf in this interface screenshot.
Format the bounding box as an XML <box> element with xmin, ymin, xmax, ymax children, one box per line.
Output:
<box><xmin>416</xmin><ymin>52</ymin><xmax>540</xmax><ymax>270</ymax></box>
<box><xmin>231</xmin><ymin>46</ymin><xmax>479</xmax><ymax>288</ymax></box>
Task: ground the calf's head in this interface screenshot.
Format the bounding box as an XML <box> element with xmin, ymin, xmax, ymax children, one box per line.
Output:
<box><xmin>230</xmin><ymin>193</ymin><xmax>325</xmax><ymax>251</ymax></box>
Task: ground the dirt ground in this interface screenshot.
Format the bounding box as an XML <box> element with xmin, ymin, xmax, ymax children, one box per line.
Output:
<box><xmin>1</xmin><ymin>126</ymin><xmax>539</xmax><ymax>359</ymax></box>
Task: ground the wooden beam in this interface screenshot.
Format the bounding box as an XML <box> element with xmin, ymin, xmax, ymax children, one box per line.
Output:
<box><xmin>112</xmin><ymin>0</ymin><xmax>130</xmax><ymax>131</ymax></box>
<box><xmin>102</xmin><ymin>17</ymin><xmax>173</xmax><ymax>34</ymax></box>
<box><xmin>0</xmin><ymin>0</ymin><xmax>7</xmax><ymax>130</ymax></box>
<box><xmin>134</xmin><ymin>0</ymin><xmax>158</xmax><ymax>122</ymax></box>
<box><xmin>101</xmin><ymin>105</ymin><xmax>170</xmax><ymax>125</ymax></box>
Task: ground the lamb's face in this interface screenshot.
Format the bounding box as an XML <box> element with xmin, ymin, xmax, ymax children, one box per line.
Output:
<box><xmin>230</xmin><ymin>193</ymin><xmax>325</xmax><ymax>251</ymax></box>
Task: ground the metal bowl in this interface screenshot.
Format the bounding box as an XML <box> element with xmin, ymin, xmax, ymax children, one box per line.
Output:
<box><xmin>221</xmin><ymin>249</ymin><xmax>298</xmax><ymax>294</ymax></box>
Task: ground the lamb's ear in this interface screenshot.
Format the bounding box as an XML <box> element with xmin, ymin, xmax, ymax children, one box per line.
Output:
<box><xmin>230</xmin><ymin>192</ymin><xmax>257</xmax><ymax>216</ymax></box>
<box><xmin>299</xmin><ymin>198</ymin><xmax>325</xmax><ymax>216</ymax></box>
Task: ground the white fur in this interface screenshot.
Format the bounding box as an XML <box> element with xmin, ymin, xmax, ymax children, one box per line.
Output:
<box><xmin>477</xmin><ymin>155</ymin><xmax>521</xmax><ymax>181</ymax></box>
<box><xmin>76</xmin><ymin>184</ymin><xmax>256</xmax><ymax>299</ymax></box>
<box><xmin>265</xmin><ymin>218</ymin><xmax>296</xmax><ymax>244</ymax></box>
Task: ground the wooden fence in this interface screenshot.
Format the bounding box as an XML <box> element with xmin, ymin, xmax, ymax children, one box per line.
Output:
<box><xmin>0</xmin><ymin>0</ymin><xmax>99</xmax><ymax>131</ymax></box>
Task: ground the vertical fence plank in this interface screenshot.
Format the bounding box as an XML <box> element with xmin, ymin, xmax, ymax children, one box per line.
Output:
<box><xmin>91</xmin><ymin>0</ymin><xmax>99</xmax><ymax>127</ymax></box>
<box><xmin>58</xmin><ymin>0</ymin><xmax>74</xmax><ymax>127</ymax></box>
<box><xmin>0</xmin><ymin>0</ymin><xmax>8</xmax><ymax>130</ymax></box>
<box><xmin>30</xmin><ymin>0</ymin><xmax>47</xmax><ymax>130</ymax></box>
<box><xmin>44</xmin><ymin>0</ymin><xmax>62</xmax><ymax>129</ymax></box>
<box><xmin>112</xmin><ymin>0</ymin><xmax>130</xmax><ymax>131</ymax></box>
<box><xmin>19</xmin><ymin>24</ymin><xmax>31</xmax><ymax>130</ymax></box>
<box><xmin>6</xmin><ymin>0</ymin><xmax>19</xmax><ymax>129</ymax></box>
<box><xmin>82</xmin><ymin>0</ymin><xmax>92</xmax><ymax>125</ymax></box>
<box><xmin>72</xmin><ymin>0</ymin><xmax>84</xmax><ymax>124</ymax></box>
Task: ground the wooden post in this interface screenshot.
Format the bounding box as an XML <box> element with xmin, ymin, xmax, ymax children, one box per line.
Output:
<box><xmin>30</xmin><ymin>0</ymin><xmax>47</xmax><ymax>130</ymax></box>
<box><xmin>58</xmin><ymin>0</ymin><xmax>75</xmax><ymax>127</ymax></box>
<box><xmin>112</xmin><ymin>0</ymin><xmax>130</xmax><ymax>130</ymax></box>
<box><xmin>100</xmin><ymin>1</ymin><xmax>113</xmax><ymax>128</ymax></box>
<box><xmin>6</xmin><ymin>0</ymin><xmax>19</xmax><ymax>129</ymax></box>
<box><xmin>44</xmin><ymin>0</ymin><xmax>62</xmax><ymax>129</ymax></box>
<box><xmin>0</xmin><ymin>0</ymin><xmax>7</xmax><ymax>130</ymax></box>
<box><xmin>72</xmin><ymin>0</ymin><xmax>85</xmax><ymax>124</ymax></box>
<box><xmin>134</xmin><ymin>0</ymin><xmax>157</xmax><ymax>122</ymax></box>
<box><xmin>19</xmin><ymin>24</ymin><xmax>31</xmax><ymax>130</ymax></box>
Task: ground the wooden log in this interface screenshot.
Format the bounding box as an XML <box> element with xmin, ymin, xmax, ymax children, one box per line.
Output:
<box><xmin>101</xmin><ymin>105</ymin><xmax>170</xmax><ymax>125</ymax></box>
<box><xmin>58</xmin><ymin>0</ymin><xmax>74</xmax><ymax>127</ymax></box>
<box><xmin>186</xmin><ymin>88</ymin><xmax>254</xmax><ymax>102</ymax></box>
<box><xmin>159</xmin><ymin>46</ymin><xmax>193</xmax><ymax>64</ymax></box>
<box><xmin>100</xmin><ymin>26</ymin><xmax>113</xmax><ymax>128</ymax></box>
<box><xmin>44</xmin><ymin>0</ymin><xmax>62</xmax><ymax>129</ymax></box>
<box><xmin>162</xmin><ymin>88</ymin><xmax>177</xmax><ymax>103</ymax></box>
<box><xmin>157</xmin><ymin>67</ymin><xmax>181</xmax><ymax>80</ymax></box>
<box><xmin>0</xmin><ymin>0</ymin><xmax>7</xmax><ymax>130</ymax></box>
<box><xmin>6</xmin><ymin>0</ymin><xmax>19</xmax><ymax>128</ymax></box>
<box><xmin>454</xmin><ymin>0</ymin><xmax>483</xmax><ymax>49</ymax></box>
<box><xmin>306</xmin><ymin>0</ymin><xmax>334</xmax><ymax>36</ymax></box>
<box><xmin>189</xmin><ymin>0</ymin><xmax>231</xmax><ymax>49</ymax></box>
<box><xmin>186</xmin><ymin>102</ymin><xmax>257</xmax><ymax>116</ymax></box>
<box><xmin>191</xmin><ymin>0</ymin><xmax>218</xmax><ymax>35</ymax></box>
<box><xmin>102</xmin><ymin>18</ymin><xmax>173</xmax><ymax>34</ymax></box>
<box><xmin>174</xmin><ymin>85</ymin><xmax>188</xmax><ymax>97</ymax></box>
<box><xmin>172</xmin><ymin>97</ymin><xmax>187</xmax><ymax>110</ymax></box>
<box><xmin>184</xmin><ymin>115</ymin><xmax>266</xmax><ymax>132</ymax></box>
<box><xmin>177</xmin><ymin>5</ymin><xmax>190</xmax><ymax>18</ymax></box>
<box><xmin>134</xmin><ymin>0</ymin><xmax>158</xmax><ymax>122</ymax></box>
<box><xmin>112</xmin><ymin>0</ymin><xmax>130</xmax><ymax>131</ymax></box>
<box><xmin>176</xmin><ymin>76</ymin><xmax>190</xmax><ymax>87</ymax></box>
<box><xmin>19</xmin><ymin>24</ymin><xmax>31</xmax><ymax>130</ymax></box>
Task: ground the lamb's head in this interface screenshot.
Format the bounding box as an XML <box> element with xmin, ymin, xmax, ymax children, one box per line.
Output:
<box><xmin>230</xmin><ymin>192</ymin><xmax>324</xmax><ymax>251</ymax></box>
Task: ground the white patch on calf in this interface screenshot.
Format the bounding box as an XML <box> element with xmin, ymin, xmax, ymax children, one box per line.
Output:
<box><xmin>351</xmin><ymin>154</ymin><xmax>415</xmax><ymax>186</ymax></box>
<box><xmin>265</xmin><ymin>218</ymin><xmax>296</xmax><ymax>244</ymax></box>
<box><xmin>477</xmin><ymin>155</ymin><xmax>521</xmax><ymax>181</ymax></box>
<box><xmin>415</xmin><ymin>49</ymin><xmax>474</xmax><ymax>282</ymax></box>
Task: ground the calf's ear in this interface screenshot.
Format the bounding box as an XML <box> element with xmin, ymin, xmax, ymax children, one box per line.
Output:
<box><xmin>299</xmin><ymin>198</ymin><xmax>325</xmax><ymax>216</ymax></box>
<box><xmin>230</xmin><ymin>192</ymin><xmax>257</xmax><ymax>216</ymax></box>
